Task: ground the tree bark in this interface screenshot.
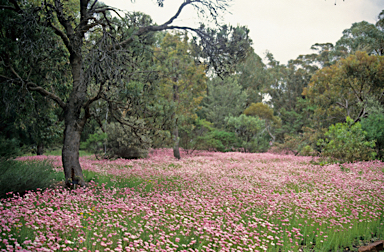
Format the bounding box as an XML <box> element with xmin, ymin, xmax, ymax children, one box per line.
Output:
<box><xmin>172</xmin><ymin>83</ymin><xmax>181</xmax><ymax>159</ymax></box>
<box><xmin>62</xmin><ymin>121</ymin><xmax>85</xmax><ymax>187</ymax></box>
<box><xmin>173</xmin><ymin>126</ymin><xmax>181</xmax><ymax>160</ymax></box>
<box><xmin>62</xmin><ymin>52</ymin><xmax>87</xmax><ymax>187</ymax></box>
<box><xmin>36</xmin><ymin>143</ymin><xmax>44</xmax><ymax>155</ymax></box>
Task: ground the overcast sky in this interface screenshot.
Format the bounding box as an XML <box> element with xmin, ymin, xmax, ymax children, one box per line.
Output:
<box><xmin>104</xmin><ymin>0</ymin><xmax>384</xmax><ymax>64</ymax></box>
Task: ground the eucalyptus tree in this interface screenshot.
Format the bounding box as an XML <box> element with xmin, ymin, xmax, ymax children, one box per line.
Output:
<box><xmin>0</xmin><ymin>0</ymin><xmax>238</xmax><ymax>187</ymax></box>
<box><xmin>335</xmin><ymin>21</ymin><xmax>384</xmax><ymax>56</ymax></box>
<box><xmin>304</xmin><ymin>51</ymin><xmax>384</xmax><ymax>129</ymax></box>
<box><xmin>154</xmin><ymin>32</ymin><xmax>207</xmax><ymax>159</ymax></box>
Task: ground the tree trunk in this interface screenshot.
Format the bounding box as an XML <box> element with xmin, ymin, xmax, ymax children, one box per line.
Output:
<box><xmin>36</xmin><ymin>142</ymin><xmax>44</xmax><ymax>155</ymax></box>
<box><xmin>172</xmin><ymin>82</ymin><xmax>181</xmax><ymax>159</ymax></box>
<box><xmin>62</xmin><ymin>113</ymin><xmax>86</xmax><ymax>188</ymax></box>
<box><xmin>62</xmin><ymin>53</ymin><xmax>87</xmax><ymax>188</ymax></box>
<box><xmin>173</xmin><ymin>126</ymin><xmax>181</xmax><ymax>160</ymax></box>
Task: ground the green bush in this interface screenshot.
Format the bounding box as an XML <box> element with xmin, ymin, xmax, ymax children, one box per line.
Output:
<box><xmin>80</xmin><ymin>131</ymin><xmax>108</xmax><ymax>158</ymax></box>
<box><xmin>0</xmin><ymin>136</ymin><xmax>22</xmax><ymax>162</ymax></box>
<box><xmin>0</xmin><ymin>159</ymin><xmax>63</xmax><ymax>198</ymax></box>
<box><xmin>179</xmin><ymin>118</ymin><xmax>240</xmax><ymax>152</ymax></box>
<box><xmin>82</xmin><ymin>121</ymin><xmax>151</xmax><ymax>159</ymax></box>
<box><xmin>361</xmin><ymin>113</ymin><xmax>384</xmax><ymax>159</ymax></box>
<box><xmin>225</xmin><ymin>114</ymin><xmax>269</xmax><ymax>152</ymax></box>
<box><xmin>317</xmin><ymin>117</ymin><xmax>376</xmax><ymax>163</ymax></box>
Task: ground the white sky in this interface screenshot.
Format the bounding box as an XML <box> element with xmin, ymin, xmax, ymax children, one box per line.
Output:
<box><xmin>104</xmin><ymin>0</ymin><xmax>384</xmax><ymax>64</ymax></box>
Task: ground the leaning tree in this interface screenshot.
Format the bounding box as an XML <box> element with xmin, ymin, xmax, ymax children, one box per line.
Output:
<box><xmin>0</xmin><ymin>0</ymin><xmax>252</xmax><ymax>187</ymax></box>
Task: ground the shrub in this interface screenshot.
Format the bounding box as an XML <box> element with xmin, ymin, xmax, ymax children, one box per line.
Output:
<box><xmin>317</xmin><ymin>117</ymin><xmax>376</xmax><ymax>163</ymax></box>
<box><xmin>0</xmin><ymin>159</ymin><xmax>63</xmax><ymax>198</ymax></box>
<box><xmin>361</xmin><ymin>113</ymin><xmax>384</xmax><ymax>159</ymax></box>
<box><xmin>81</xmin><ymin>121</ymin><xmax>151</xmax><ymax>159</ymax></box>
<box><xmin>80</xmin><ymin>131</ymin><xmax>108</xmax><ymax>158</ymax></box>
<box><xmin>225</xmin><ymin>114</ymin><xmax>269</xmax><ymax>152</ymax></box>
<box><xmin>106</xmin><ymin>122</ymin><xmax>151</xmax><ymax>159</ymax></box>
<box><xmin>0</xmin><ymin>136</ymin><xmax>22</xmax><ymax>162</ymax></box>
<box><xmin>273</xmin><ymin>127</ymin><xmax>322</xmax><ymax>156</ymax></box>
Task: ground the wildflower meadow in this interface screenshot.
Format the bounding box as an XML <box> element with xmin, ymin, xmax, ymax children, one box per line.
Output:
<box><xmin>1</xmin><ymin>149</ymin><xmax>384</xmax><ymax>252</ymax></box>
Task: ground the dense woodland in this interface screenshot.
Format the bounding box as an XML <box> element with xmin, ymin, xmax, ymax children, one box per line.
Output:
<box><xmin>1</xmin><ymin>0</ymin><xmax>384</xmax><ymax>186</ymax></box>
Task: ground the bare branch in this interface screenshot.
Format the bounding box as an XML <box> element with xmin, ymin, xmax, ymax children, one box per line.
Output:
<box><xmin>4</xmin><ymin>66</ymin><xmax>66</xmax><ymax>109</ymax></box>
<box><xmin>27</xmin><ymin>84</ymin><xmax>67</xmax><ymax>109</ymax></box>
<box><xmin>116</xmin><ymin>0</ymin><xmax>208</xmax><ymax>49</ymax></box>
<box><xmin>161</xmin><ymin>0</ymin><xmax>192</xmax><ymax>26</ymax></box>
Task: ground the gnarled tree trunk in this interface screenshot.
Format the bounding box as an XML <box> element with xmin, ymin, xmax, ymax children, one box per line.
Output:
<box><xmin>62</xmin><ymin>53</ymin><xmax>87</xmax><ymax>188</ymax></box>
<box><xmin>62</xmin><ymin>120</ymin><xmax>86</xmax><ymax>187</ymax></box>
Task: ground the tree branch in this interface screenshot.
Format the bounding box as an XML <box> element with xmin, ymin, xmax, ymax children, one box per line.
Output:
<box><xmin>4</xmin><ymin>66</ymin><xmax>66</xmax><ymax>109</ymax></box>
<box><xmin>116</xmin><ymin>0</ymin><xmax>207</xmax><ymax>49</ymax></box>
<box><xmin>49</xmin><ymin>22</ymin><xmax>71</xmax><ymax>50</ymax></box>
<box><xmin>54</xmin><ymin>0</ymin><xmax>75</xmax><ymax>53</ymax></box>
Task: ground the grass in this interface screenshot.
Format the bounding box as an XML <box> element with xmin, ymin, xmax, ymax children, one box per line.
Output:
<box><xmin>44</xmin><ymin>148</ymin><xmax>94</xmax><ymax>157</ymax></box>
<box><xmin>0</xmin><ymin>159</ymin><xmax>64</xmax><ymax>198</ymax></box>
<box><xmin>22</xmin><ymin>148</ymin><xmax>94</xmax><ymax>157</ymax></box>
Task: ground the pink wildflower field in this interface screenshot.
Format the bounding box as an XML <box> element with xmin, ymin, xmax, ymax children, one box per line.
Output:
<box><xmin>1</xmin><ymin>149</ymin><xmax>384</xmax><ymax>251</ymax></box>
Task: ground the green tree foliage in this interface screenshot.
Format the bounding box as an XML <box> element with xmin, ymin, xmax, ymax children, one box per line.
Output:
<box><xmin>191</xmin><ymin>24</ymin><xmax>253</xmax><ymax>77</ymax></box>
<box><xmin>236</xmin><ymin>49</ymin><xmax>268</xmax><ymax>106</ymax></box>
<box><xmin>243</xmin><ymin>102</ymin><xmax>281</xmax><ymax>143</ymax></box>
<box><xmin>272</xmin><ymin>127</ymin><xmax>323</xmax><ymax>156</ymax></box>
<box><xmin>361</xmin><ymin>112</ymin><xmax>384</xmax><ymax>159</ymax></box>
<box><xmin>154</xmin><ymin>32</ymin><xmax>207</xmax><ymax>159</ymax></box>
<box><xmin>317</xmin><ymin>117</ymin><xmax>376</xmax><ymax>163</ymax></box>
<box><xmin>0</xmin><ymin>136</ymin><xmax>21</xmax><ymax>162</ymax></box>
<box><xmin>201</xmin><ymin>76</ymin><xmax>247</xmax><ymax>129</ymax></box>
<box><xmin>81</xmin><ymin>120</ymin><xmax>150</xmax><ymax>159</ymax></box>
<box><xmin>225</xmin><ymin>114</ymin><xmax>268</xmax><ymax>152</ymax></box>
<box><xmin>305</xmin><ymin>51</ymin><xmax>384</xmax><ymax>129</ymax></box>
<box><xmin>80</xmin><ymin>131</ymin><xmax>108</xmax><ymax>159</ymax></box>
<box><xmin>335</xmin><ymin>21</ymin><xmax>384</xmax><ymax>56</ymax></box>
<box><xmin>105</xmin><ymin>122</ymin><xmax>151</xmax><ymax>159</ymax></box>
<box><xmin>179</xmin><ymin>118</ymin><xmax>238</xmax><ymax>152</ymax></box>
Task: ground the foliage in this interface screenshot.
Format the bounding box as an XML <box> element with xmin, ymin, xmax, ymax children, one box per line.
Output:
<box><xmin>265</xmin><ymin>52</ymin><xmax>317</xmax><ymax>113</ymax></box>
<box><xmin>0</xmin><ymin>159</ymin><xmax>63</xmax><ymax>198</ymax></box>
<box><xmin>201</xmin><ymin>76</ymin><xmax>248</xmax><ymax>129</ymax></box>
<box><xmin>305</xmin><ymin>51</ymin><xmax>384</xmax><ymax>129</ymax></box>
<box><xmin>235</xmin><ymin>49</ymin><xmax>268</xmax><ymax>106</ymax></box>
<box><xmin>317</xmin><ymin>117</ymin><xmax>376</xmax><ymax>163</ymax></box>
<box><xmin>0</xmin><ymin>0</ymin><xmax>239</xmax><ymax>186</ymax></box>
<box><xmin>81</xmin><ymin>121</ymin><xmax>151</xmax><ymax>159</ymax></box>
<box><xmin>191</xmin><ymin>24</ymin><xmax>253</xmax><ymax>77</ymax></box>
<box><xmin>273</xmin><ymin>127</ymin><xmax>323</xmax><ymax>156</ymax></box>
<box><xmin>335</xmin><ymin>21</ymin><xmax>384</xmax><ymax>56</ymax></box>
<box><xmin>154</xmin><ymin>32</ymin><xmax>207</xmax><ymax>158</ymax></box>
<box><xmin>243</xmin><ymin>102</ymin><xmax>281</xmax><ymax>143</ymax></box>
<box><xmin>225</xmin><ymin>114</ymin><xmax>268</xmax><ymax>152</ymax></box>
<box><xmin>179</xmin><ymin>118</ymin><xmax>238</xmax><ymax>152</ymax></box>
<box><xmin>80</xmin><ymin>131</ymin><xmax>108</xmax><ymax>158</ymax></box>
<box><xmin>243</xmin><ymin>102</ymin><xmax>280</xmax><ymax>125</ymax></box>
<box><xmin>209</xmin><ymin>130</ymin><xmax>239</xmax><ymax>152</ymax></box>
<box><xmin>361</xmin><ymin>112</ymin><xmax>384</xmax><ymax>159</ymax></box>
<box><xmin>0</xmin><ymin>136</ymin><xmax>22</xmax><ymax>162</ymax></box>
<box><xmin>105</xmin><ymin>122</ymin><xmax>151</xmax><ymax>159</ymax></box>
